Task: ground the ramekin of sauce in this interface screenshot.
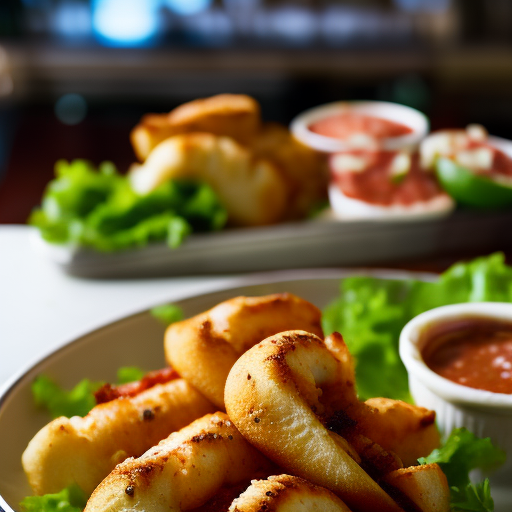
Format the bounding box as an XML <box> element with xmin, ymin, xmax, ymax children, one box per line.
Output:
<box><xmin>290</xmin><ymin>101</ymin><xmax>429</xmax><ymax>153</ymax></box>
<box><xmin>400</xmin><ymin>303</ymin><xmax>512</xmax><ymax>490</ymax></box>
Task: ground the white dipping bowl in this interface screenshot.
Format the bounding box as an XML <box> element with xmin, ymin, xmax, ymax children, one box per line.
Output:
<box><xmin>290</xmin><ymin>101</ymin><xmax>429</xmax><ymax>153</ymax></box>
<box><xmin>328</xmin><ymin>183</ymin><xmax>455</xmax><ymax>222</ymax></box>
<box><xmin>399</xmin><ymin>302</ymin><xmax>512</xmax><ymax>489</ymax></box>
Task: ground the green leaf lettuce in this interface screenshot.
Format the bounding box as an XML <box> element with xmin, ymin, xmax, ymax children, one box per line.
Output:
<box><xmin>420</xmin><ymin>428</ymin><xmax>506</xmax><ymax>512</ymax></box>
<box><xmin>322</xmin><ymin>253</ymin><xmax>512</xmax><ymax>401</ymax></box>
<box><xmin>29</xmin><ymin>160</ymin><xmax>227</xmax><ymax>251</ymax></box>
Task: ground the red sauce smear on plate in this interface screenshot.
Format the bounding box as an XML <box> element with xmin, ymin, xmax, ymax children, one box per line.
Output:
<box><xmin>421</xmin><ymin>317</ymin><xmax>512</xmax><ymax>394</ymax></box>
<box><xmin>309</xmin><ymin>113</ymin><xmax>413</xmax><ymax>140</ymax></box>
<box><xmin>95</xmin><ymin>367</ymin><xmax>179</xmax><ymax>404</ymax></box>
<box><xmin>331</xmin><ymin>151</ymin><xmax>444</xmax><ymax>206</ymax></box>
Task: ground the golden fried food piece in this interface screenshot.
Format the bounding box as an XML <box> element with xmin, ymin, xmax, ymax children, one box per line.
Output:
<box><xmin>251</xmin><ymin>123</ymin><xmax>328</xmax><ymax>219</ymax></box>
<box><xmin>225</xmin><ymin>330</ymin><xmax>404</xmax><ymax>512</ymax></box>
<box><xmin>355</xmin><ymin>398</ymin><xmax>440</xmax><ymax>467</ymax></box>
<box><xmin>22</xmin><ymin>379</ymin><xmax>215</xmax><ymax>496</ymax></box>
<box><xmin>229</xmin><ymin>474</ymin><xmax>352</xmax><ymax>512</ymax></box>
<box><xmin>318</xmin><ymin>334</ymin><xmax>439</xmax><ymax>467</ymax></box>
<box><xmin>84</xmin><ymin>412</ymin><xmax>271</xmax><ymax>512</ymax></box>
<box><xmin>383</xmin><ymin>464</ymin><xmax>450</xmax><ymax>512</ymax></box>
<box><xmin>164</xmin><ymin>293</ymin><xmax>323</xmax><ymax>409</ymax></box>
<box><xmin>128</xmin><ymin>133</ymin><xmax>288</xmax><ymax>226</ymax></box>
<box><xmin>131</xmin><ymin>94</ymin><xmax>261</xmax><ymax>161</ymax></box>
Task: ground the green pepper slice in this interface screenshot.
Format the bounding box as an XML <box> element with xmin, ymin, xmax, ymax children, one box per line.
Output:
<box><xmin>436</xmin><ymin>156</ymin><xmax>512</xmax><ymax>208</ymax></box>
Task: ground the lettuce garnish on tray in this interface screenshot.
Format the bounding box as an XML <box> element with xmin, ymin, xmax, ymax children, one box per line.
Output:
<box><xmin>419</xmin><ymin>428</ymin><xmax>506</xmax><ymax>512</ymax></box>
<box><xmin>29</xmin><ymin>160</ymin><xmax>227</xmax><ymax>251</ymax></box>
<box><xmin>322</xmin><ymin>252</ymin><xmax>512</xmax><ymax>401</ymax></box>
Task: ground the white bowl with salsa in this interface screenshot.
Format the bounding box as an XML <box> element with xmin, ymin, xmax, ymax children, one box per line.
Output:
<box><xmin>290</xmin><ymin>101</ymin><xmax>429</xmax><ymax>153</ymax></box>
<box><xmin>327</xmin><ymin>150</ymin><xmax>454</xmax><ymax>221</ymax></box>
<box><xmin>399</xmin><ymin>302</ymin><xmax>512</xmax><ymax>485</ymax></box>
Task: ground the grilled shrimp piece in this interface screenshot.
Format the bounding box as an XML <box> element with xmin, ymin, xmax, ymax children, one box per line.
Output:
<box><xmin>164</xmin><ymin>293</ymin><xmax>323</xmax><ymax>409</ymax></box>
<box><xmin>22</xmin><ymin>379</ymin><xmax>215</xmax><ymax>496</ymax></box>
<box><xmin>84</xmin><ymin>412</ymin><xmax>270</xmax><ymax>512</ymax></box>
<box><xmin>128</xmin><ymin>132</ymin><xmax>288</xmax><ymax>226</ymax></box>
<box><xmin>130</xmin><ymin>94</ymin><xmax>261</xmax><ymax>161</ymax></box>
<box><xmin>229</xmin><ymin>474</ymin><xmax>352</xmax><ymax>512</ymax></box>
<box><xmin>225</xmin><ymin>330</ymin><xmax>404</xmax><ymax>512</ymax></box>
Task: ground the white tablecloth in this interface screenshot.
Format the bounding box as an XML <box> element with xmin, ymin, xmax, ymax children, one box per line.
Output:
<box><xmin>0</xmin><ymin>225</ymin><xmax>233</xmax><ymax>387</ymax></box>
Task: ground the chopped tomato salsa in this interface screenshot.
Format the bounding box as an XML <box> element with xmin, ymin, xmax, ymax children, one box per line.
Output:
<box><xmin>330</xmin><ymin>151</ymin><xmax>444</xmax><ymax>207</ymax></box>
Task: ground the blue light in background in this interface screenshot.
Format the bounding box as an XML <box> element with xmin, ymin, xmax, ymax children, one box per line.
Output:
<box><xmin>53</xmin><ymin>1</ymin><xmax>91</xmax><ymax>38</ymax></box>
<box><xmin>92</xmin><ymin>0</ymin><xmax>160</xmax><ymax>46</ymax></box>
<box><xmin>165</xmin><ymin>0</ymin><xmax>212</xmax><ymax>16</ymax></box>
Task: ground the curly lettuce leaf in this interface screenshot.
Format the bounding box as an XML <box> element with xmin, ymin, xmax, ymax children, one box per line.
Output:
<box><xmin>450</xmin><ymin>480</ymin><xmax>495</xmax><ymax>512</ymax></box>
<box><xmin>150</xmin><ymin>303</ymin><xmax>184</xmax><ymax>326</ymax></box>
<box><xmin>322</xmin><ymin>253</ymin><xmax>512</xmax><ymax>401</ymax></box>
<box><xmin>116</xmin><ymin>366</ymin><xmax>145</xmax><ymax>384</ymax></box>
<box><xmin>29</xmin><ymin>160</ymin><xmax>227</xmax><ymax>251</ymax></box>
<box><xmin>32</xmin><ymin>375</ymin><xmax>103</xmax><ymax>419</ymax></box>
<box><xmin>20</xmin><ymin>484</ymin><xmax>87</xmax><ymax>512</ymax></box>
<box><xmin>409</xmin><ymin>252</ymin><xmax>512</xmax><ymax>317</ymax></box>
<box><xmin>33</xmin><ymin>366</ymin><xmax>148</xmax><ymax>417</ymax></box>
<box><xmin>419</xmin><ymin>428</ymin><xmax>505</xmax><ymax>512</ymax></box>
<box><xmin>322</xmin><ymin>277</ymin><xmax>414</xmax><ymax>401</ymax></box>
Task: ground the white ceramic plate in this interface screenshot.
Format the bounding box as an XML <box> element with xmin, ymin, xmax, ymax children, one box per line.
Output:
<box><xmin>1</xmin><ymin>270</ymin><xmax>510</xmax><ymax>511</ymax></box>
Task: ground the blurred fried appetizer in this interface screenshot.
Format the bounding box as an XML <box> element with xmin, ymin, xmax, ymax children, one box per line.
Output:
<box><xmin>131</xmin><ymin>94</ymin><xmax>261</xmax><ymax>161</ymax></box>
<box><xmin>129</xmin><ymin>133</ymin><xmax>288</xmax><ymax>226</ymax></box>
<box><xmin>129</xmin><ymin>94</ymin><xmax>327</xmax><ymax>226</ymax></box>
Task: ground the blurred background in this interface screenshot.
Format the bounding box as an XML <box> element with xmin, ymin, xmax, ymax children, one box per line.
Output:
<box><xmin>1</xmin><ymin>0</ymin><xmax>512</xmax><ymax>224</ymax></box>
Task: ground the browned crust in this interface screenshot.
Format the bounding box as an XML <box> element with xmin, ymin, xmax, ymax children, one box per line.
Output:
<box><xmin>164</xmin><ymin>293</ymin><xmax>323</xmax><ymax>409</ymax></box>
<box><xmin>229</xmin><ymin>474</ymin><xmax>350</xmax><ymax>512</ymax></box>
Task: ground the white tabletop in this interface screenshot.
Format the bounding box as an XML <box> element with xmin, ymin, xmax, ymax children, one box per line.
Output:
<box><xmin>0</xmin><ymin>225</ymin><xmax>234</xmax><ymax>387</ymax></box>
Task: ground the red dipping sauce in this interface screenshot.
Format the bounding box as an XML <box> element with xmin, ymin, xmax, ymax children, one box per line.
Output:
<box><xmin>309</xmin><ymin>113</ymin><xmax>413</xmax><ymax>140</ymax></box>
<box><xmin>421</xmin><ymin>317</ymin><xmax>512</xmax><ymax>394</ymax></box>
<box><xmin>330</xmin><ymin>151</ymin><xmax>444</xmax><ymax>207</ymax></box>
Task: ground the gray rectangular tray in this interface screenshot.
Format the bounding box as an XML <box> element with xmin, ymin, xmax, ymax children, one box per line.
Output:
<box><xmin>31</xmin><ymin>209</ymin><xmax>512</xmax><ymax>278</ymax></box>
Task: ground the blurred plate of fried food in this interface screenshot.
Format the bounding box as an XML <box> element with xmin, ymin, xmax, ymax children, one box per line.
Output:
<box><xmin>30</xmin><ymin>94</ymin><xmax>512</xmax><ymax>278</ymax></box>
